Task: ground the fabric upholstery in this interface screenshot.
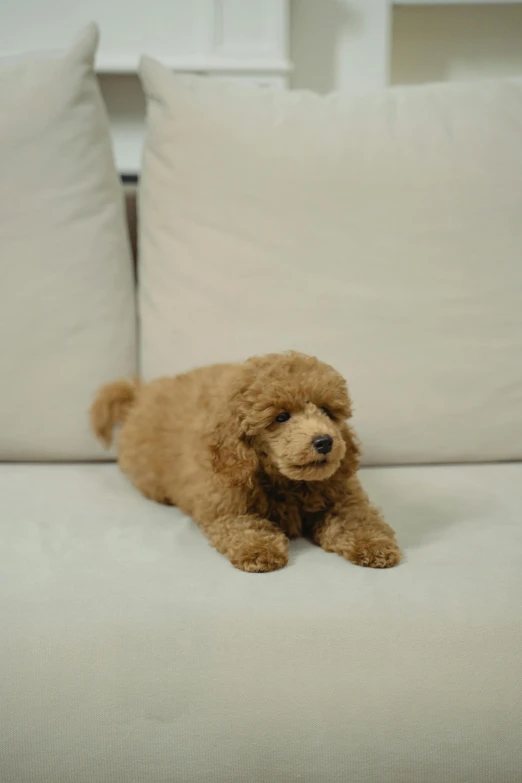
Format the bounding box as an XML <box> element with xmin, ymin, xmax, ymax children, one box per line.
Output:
<box><xmin>1</xmin><ymin>462</ymin><xmax>521</xmax><ymax>782</ymax></box>
<box><xmin>0</xmin><ymin>24</ymin><xmax>136</xmax><ymax>460</ymax></box>
<box><xmin>138</xmin><ymin>61</ymin><xmax>522</xmax><ymax>464</ymax></box>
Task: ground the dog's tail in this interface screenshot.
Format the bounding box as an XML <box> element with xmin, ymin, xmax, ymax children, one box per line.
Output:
<box><xmin>90</xmin><ymin>378</ymin><xmax>139</xmax><ymax>447</ymax></box>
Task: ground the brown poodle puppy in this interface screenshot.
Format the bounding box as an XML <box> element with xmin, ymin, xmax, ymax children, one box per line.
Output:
<box><xmin>91</xmin><ymin>352</ymin><xmax>401</xmax><ymax>572</ymax></box>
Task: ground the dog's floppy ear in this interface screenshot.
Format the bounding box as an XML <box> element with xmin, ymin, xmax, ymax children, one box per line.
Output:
<box><xmin>209</xmin><ymin>404</ymin><xmax>259</xmax><ymax>487</ymax></box>
<box><xmin>341</xmin><ymin>422</ymin><xmax>361</xmax><ymax>477</ymax></box>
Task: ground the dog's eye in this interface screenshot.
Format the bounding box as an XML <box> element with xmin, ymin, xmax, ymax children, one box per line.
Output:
<box><xmin>275</xmin><ymin>412</ymin><xmax>291</xmax><ymax>423</ymax></box>
<box><xmin>320</xmin><ymin>406</ymin><xmax>334</xmax><ymax>419</ymax></box>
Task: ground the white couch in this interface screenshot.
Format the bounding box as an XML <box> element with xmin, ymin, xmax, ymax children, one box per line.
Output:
<box><xmin>2</xmin><ymin>196</ymin><xmax>522</xmax><ymax>782</ymax></box>
<box><xmin>1</xmin><ymin>26</ymin><xmax>522</xmax><ymax>783</ymax></box>
<box><xmin>2</xmin><ymin>454</ymin><xmax>522</xmax><ymax>782</ymax></box>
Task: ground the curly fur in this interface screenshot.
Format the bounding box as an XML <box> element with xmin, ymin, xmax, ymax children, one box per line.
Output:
<box><xmin>91</xmin><ymin>352</ymin><xmax>401</xmax><ymax>572</ymax></box>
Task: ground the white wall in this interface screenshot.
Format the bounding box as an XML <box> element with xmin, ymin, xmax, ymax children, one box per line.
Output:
<box><xmin>290</xmin><ymin>0</ymin><xmax>390</xmax><ymax>91</ymax></box>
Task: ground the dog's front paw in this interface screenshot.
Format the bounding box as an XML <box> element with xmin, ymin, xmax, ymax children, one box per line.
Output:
<box><xmin>348</xmin><ymin>536</ymin><xmax>402</xmax><ymax>569</ymax></box>
<box><xmin>230</xmin><ymin>535</ymin><xmax>289</xmax><ymax>573</ymax></box>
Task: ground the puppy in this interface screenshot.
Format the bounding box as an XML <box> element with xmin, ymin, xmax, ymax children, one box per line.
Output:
<box><xmin>91</xmin><ymin>351</ymin><xmax>401</xmax><ymax>572</ymax></box>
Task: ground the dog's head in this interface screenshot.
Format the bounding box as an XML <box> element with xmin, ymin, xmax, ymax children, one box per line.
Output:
<box><xmin>209</xmin><ymin>352</ymin><xmax>360</xmax><ymax>486</ymax></box>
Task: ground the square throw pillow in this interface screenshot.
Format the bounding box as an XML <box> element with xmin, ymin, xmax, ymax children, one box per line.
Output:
<box><xmin>138</xmin><ymin>58</ymin><xmax>522</xmax><ymax>465</ymax></box>
<box><xmin>0</xmin><ymin>24</ymin><xmax>136</xmax><ymax>460</ymax></box>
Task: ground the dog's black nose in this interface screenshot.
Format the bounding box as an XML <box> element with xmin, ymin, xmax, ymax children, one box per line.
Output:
<box><xmin>312</xmin><ymin>435</ymin><xmax>333</xmax><ymax>455</ymax></box>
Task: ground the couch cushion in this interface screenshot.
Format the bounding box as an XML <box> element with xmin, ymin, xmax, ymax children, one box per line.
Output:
<box><xmin>1</xmin><ymin>462</ymin><xmax>521</xmax><ymax>782</ymax></box>
<box><xmin>0</xmin><ymin>25</ymin><xmax>136</xmax><ymax>460</ymax></box>
<box><xmin>139</xmin><ymin>62</ymin><xmax>522</xmax><ymax>464</ymax></box>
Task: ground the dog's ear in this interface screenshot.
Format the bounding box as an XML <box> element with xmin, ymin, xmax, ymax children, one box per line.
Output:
<box><xmin>209</xmin><ymin>407</ymin><xmax>259</xmax><ymax>487</ymax></box>
<box><xmin>341</xmin><ymin>423</ymin><xmax>361</xmax><ymax>476</ymax></box>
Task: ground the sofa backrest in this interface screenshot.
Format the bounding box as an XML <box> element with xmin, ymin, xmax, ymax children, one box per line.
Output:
<box><xmin>137</xmin><ymin>63</ymin><xmax>522</xmax><ymax>465</ymax></box>
<box><xmin>0</xmin><ymin>25</ymin><xmax>136</xmax><ymax>461</ymax></box>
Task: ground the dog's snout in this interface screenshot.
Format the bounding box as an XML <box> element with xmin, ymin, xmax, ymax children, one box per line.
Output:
<box><xmin>312</xmin><ymin>435</ymin><xmax>333</xmax><ymax>455</ymax></box>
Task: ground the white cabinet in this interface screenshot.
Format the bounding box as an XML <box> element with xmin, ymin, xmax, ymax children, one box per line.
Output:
<box><xmin>0</xmin><ymin>0</ymin><xmax>291</xmax><ymax>81</ymax></box>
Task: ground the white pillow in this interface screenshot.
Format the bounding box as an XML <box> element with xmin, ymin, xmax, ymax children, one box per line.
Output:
<box><xmin>0</xmin><ymin>25</ymin><xmax>136</xmax><ymax>460</ymax></box>
<box><xmin>138</xmin><ymin>58</ymin><xmax>522</xmax><ymax>465</ymax></box>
